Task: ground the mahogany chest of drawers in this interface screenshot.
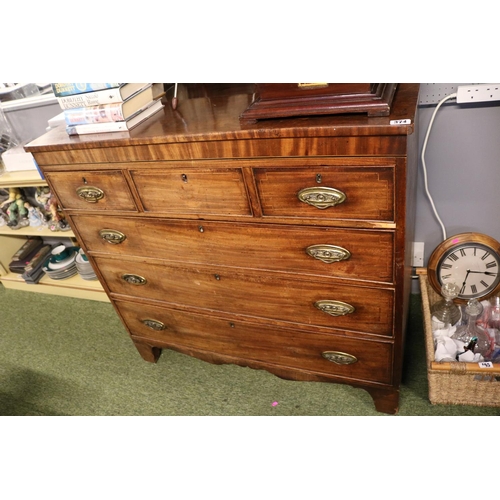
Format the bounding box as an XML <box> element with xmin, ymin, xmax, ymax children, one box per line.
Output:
<box><xmin>26</xmin><ymin>83</ymin><xmax>420</xmax><ymax>414</ymax></box>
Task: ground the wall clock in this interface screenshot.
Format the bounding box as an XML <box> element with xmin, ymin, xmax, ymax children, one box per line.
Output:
<box><xmin>427</xmin><ymin>232</ymin><xmax>500</xmax><ymax>302</ymax></box>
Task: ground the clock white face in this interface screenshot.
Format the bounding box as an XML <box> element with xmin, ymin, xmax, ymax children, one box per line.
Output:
<box><xmin>438</xmin><ymin>243</ymin><xmax>500</xmax><ymax>299</ymax></box>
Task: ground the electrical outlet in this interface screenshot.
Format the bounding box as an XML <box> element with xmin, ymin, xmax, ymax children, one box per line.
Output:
<box><xmin>456</xmin><ymin>84</ymin><xmax>500</xmax><ymax>103</ymax></box>
<box><xmin>412</xmin><ymin>242</ymin><xmax>424</xmax><ymax>267</ymax></box>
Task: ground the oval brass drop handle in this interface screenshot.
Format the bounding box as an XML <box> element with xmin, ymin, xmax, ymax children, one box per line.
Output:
<box><xmin>314</xmin><ymin>300</ymin><xmax>355</xmax><ymax>317</ymax></box>
<box><xmin>306</xmin><ymin>244</ymin><xmax>351</xmax><ymax>264</ymax></box>
<box><xmin>322</xmin><ymin>351</ymin><xmax>358</xmax><ymax>365</ymax></box>
<box><xmin>99</xmin><ymin>229</ymin><xmax>126</xmax><ymax>244</ymax></box>
<box><xmin>76</xmin><ymin>186</ymin><xmax>104</xmax><ymax>203</ymax></box>
<box><xmin>142</xmin><ymin>319</ymin><xmax>166</xmax><ymax>331</ymax></box>
<box><xmin>121</xmin><ymin>274</ymin><xmax>147</xmax><ymax>285</ymax></box>
<box><xmin>297</xmin><ymin>186</ymin><xmax>346</xmax><ymax>209</ymax></box>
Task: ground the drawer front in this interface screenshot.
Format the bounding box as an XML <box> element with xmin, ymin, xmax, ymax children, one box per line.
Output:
<box><xmin>44</xmin><ymin>170</ymin><xmax>138</xmax><ymax>211</ymax></box>
<box><xmin>115</xmin><ymin>300</ymin><xmax>393</xmax><ymax>385</ymax></box>
<box><xmin>96</xmin><ymin>257</ymin><xmax>394</xmax><ymax>336</ymax></box>
<box><xmin>254</xmin><ymin>166</ymin><xmax>394</xmax><ymax>221</ymax></box>
<box><xmin>130</xmin><ymin>168</ymin><xmax>252</xmax><ymax>216</ymax></box>
<box><xmin>72</xmin><ymin>215</ymin><xmax>394</xmax><ymax>283</ymax></box>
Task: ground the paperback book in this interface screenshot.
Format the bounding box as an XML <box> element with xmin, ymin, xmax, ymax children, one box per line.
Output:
<box><xmin>56</xmin><ymin>83</ymin><xmax>149</xmax><ymax>109</ymax></box>
<box><xmin>63</xmin><ymin>85</ymin><xmax>154</xmax><ymax>125</ymax></box>
<box><xmin>66</xmin><ymin>99</ymin><xmax>164</xmax><ymax>136</ymax></box>
<box><xmin>51</xmin><ymin>83</ymin><xmax>121</xmax><ymax>97</ymax></box>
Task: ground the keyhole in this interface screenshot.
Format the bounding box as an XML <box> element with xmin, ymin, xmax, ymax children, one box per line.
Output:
<box><xmin>82</xmin><ymin>177</ymin><xmax>88</xmax><ymax>184</ymax></box>
<box><xmin>181</xmin><ymin>174</ymin><xmax>188</xmax><ymax>182</ymax></box>
<box><xmin>316</xmin><ymin>173</ymin><xmax>322</xmax><ymax>184</ymax></box>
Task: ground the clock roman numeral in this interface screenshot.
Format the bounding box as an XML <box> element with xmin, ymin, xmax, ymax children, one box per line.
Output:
<box><xmin>441</xmin><ymin>274</ymin><xmax>452</xmax><ymax>280</ymax></box>
<box><xmin>480</xmin><ymin>280</ymin><xmax>489</xmax><ymax>288</ymax></box>
<box><xmin>447</xmin><ymin>253</ymin><xmax>459</xmax><ymax>262</ymax></box>
<box><xmin>460</xmin><ymin>249</ymin><xmax>466</xmax><ymax>257</ymax></box>
<box><xmin>471</xmin><ymin>284</ymin><xmax>477</xmax><ymax>294</ymax></box>
<box><xmin>486</xmin><ymin>261</ymin><xmax>497</xmax><ymax>269</ymax></box>
<box><xmin>441</xmin><ymin>263</ymin><xmax>452</xmax><ymax>269</ymax></box>
<box><xmin>481</xmin><ymin>251</ymin><xmax>491</xmax><ymax>261</ymax></box>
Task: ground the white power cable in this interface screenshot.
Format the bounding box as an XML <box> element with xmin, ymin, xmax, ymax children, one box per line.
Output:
<box><xmin>420</xmin><ymin>92</ymin><xmax>457</xmax><ymax>242</ymax></box>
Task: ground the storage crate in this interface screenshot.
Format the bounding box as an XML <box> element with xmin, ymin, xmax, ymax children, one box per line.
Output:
<box><xmin>417</xmin><ymin>269</ymin><xmax>500</xmax><ymax>407</ymax></box>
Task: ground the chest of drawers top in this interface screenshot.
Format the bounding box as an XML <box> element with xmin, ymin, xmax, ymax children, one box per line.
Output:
<box><xmin>26</xmin><ymin>84</ymin><xmax>419</xmax><ymax>165</ymax></box>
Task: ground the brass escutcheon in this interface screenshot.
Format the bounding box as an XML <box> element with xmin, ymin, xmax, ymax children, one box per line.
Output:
<box><xmin>76</xmin><ymin>186</ymin><xmax>104</xmax><ymax>203</ymax></box>
<box><xmin>322</xmin><ymin>351</ymin><xmax>358</xmax><ymax>365</ymax></box>
<box><xmin>99</xmin><ymin>229</ymin><xmax>126</xmax><ymax>244</ymax></box>
<box><xmin>314</xmin><ymin>300</ymin><xmax>355</xmax><ymax>317</ymax></box>
<box><xmin>142</xmin><ymin>319</ymin><xmax>166</xmax><ymax>331</ymax></box>
<box><xmin>121</xmin><ymin>274</ymin><xmax>147</xmax><ymax>285</ymax></box>
<box><xmin>297</xmin><ymin>187</ymin><xmax>346</xmax><ymax>209</ymax></box>
<box><xmin>306</xmin><ymin>244</ymin><xmax>351</xmax><ymax>264</ymax></box>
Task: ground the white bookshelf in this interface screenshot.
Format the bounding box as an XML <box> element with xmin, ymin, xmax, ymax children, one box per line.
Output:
<box><xmin>0</xmin><ymin>170</ymin><xmax>109</xmax><ymax>302</ymax></box>
<box><xmin>0</xmin><ymin>169</ymin><xmax>47</xmax><ymax>188</ymax></box>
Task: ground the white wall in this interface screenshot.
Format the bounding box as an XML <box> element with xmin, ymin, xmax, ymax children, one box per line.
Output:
<box><xmin>415</xmin><ymin>98</ymin><xmax>500</xmax><ymax>265</ymax></box>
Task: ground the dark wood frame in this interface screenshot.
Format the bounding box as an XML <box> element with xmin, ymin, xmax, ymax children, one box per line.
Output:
<box><xmin>240</xmin><ymin>83</ymin><xmax>398</xmax><ymax>124</ymax></box>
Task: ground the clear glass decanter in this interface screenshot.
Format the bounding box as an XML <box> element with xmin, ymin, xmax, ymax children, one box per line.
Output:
<box><xmin>452</xmin><ymin>299</ymin><xmax>492</xmax><ymax>358</ymax></box>
<box><xmin>431</xmin><ymin>282</ymin><xmax>461</xmax><ymax>328</ymax></box>
<box><xmin>488</xmin><ymin>295</ymin><xmax>500</xmax><ymax>345</ymax></box>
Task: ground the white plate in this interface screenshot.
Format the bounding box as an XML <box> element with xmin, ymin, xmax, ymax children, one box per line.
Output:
<box><xmin>49</xmin><ymin>251</ymin><xmax>76</xmax><ymax>270</ymax></box>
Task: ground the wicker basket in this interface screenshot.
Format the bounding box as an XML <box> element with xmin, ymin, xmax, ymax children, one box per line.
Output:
<box><xmin>417</xmin><ymin>269</ymin><xmax>500</xmax><ymax>407</ymax></box>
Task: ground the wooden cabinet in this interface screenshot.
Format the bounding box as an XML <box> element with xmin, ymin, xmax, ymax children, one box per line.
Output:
<box><xmin>25</xmin><ymin>83</ymin><xmax>419</xmax><ymax>414</ymax></box>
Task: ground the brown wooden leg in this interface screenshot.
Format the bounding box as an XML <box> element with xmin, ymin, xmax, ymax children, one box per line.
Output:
<box><xmin>364</xmin><ymin>387</ymin><xmax>400</xmax><ymax>415</ymax></box>
<box><xmin>132</xmin><ymin>339</ymin><xmax>162</xmax><ymax>363</ymax></box>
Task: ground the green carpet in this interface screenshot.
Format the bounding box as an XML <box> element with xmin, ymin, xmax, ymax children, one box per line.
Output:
<box><xmin>1</xmin><ymin>285</ymin><xmax>498</xmax><ymax>416</ymax></box>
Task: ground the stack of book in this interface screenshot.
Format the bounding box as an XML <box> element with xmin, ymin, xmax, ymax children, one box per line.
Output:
<box><xmin>51</xmin><ymin>83</ymin><xmax>165</xmax><ymax>136</ymax></box>
<box><xmin>8</xmin><ymin>237</ymin><xmax>52</xmax><ymax>284</ymax></box>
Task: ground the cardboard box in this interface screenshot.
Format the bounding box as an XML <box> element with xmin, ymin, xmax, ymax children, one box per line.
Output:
<box><xmin>1</xmin><ymin>145</ymin><xmax>38</xmax><ymax>172</ymax></box>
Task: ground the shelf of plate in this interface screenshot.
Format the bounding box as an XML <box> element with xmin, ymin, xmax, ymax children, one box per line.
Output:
<box><xmin>0</xmin><ymin>270</ymin><xmax>109</xmax><ymax>302</ymax></box>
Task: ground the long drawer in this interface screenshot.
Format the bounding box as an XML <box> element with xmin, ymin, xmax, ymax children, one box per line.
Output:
<box><xmin>114</xmin><ymin>299</ymin><xmax>393</xmax><ymax>384</ymax></box>
<box><xmin>71</xmin><ymin>215</ymin><xmax>394</xmax><ymax>283</ymax></box>
<box><xmin>95</xmin><ymin>256</ymin><xmax>394</xmax><ymax>337</ymax></box>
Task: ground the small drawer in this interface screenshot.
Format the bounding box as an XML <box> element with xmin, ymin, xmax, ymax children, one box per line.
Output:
<box><xmin>130</xmin><ymin>168</ymin><xmax>252</xmax><ymax>216</ymax></box>
<box><xmin>71</xmin><ymin>215</ymin><xmax>395</xmax><ymax>283</ymax></box>
<box><xmin>44</xmin><ymin>170</ymin><xmax>137</xmax><ymax>211</ymax></box>
<box><xmin>115</xmin><ymin>300</ymin><xmax>393</xmax><ymax>385</ymax></box>
<box><xmin>254</xmin><ymin>165</ymin><xmax>394</xmax><ymax>222</ymax></box>
<box><xmin>95</xmin><ymin>257</ymin><xmax>394</xmax><ymax>337</ymax></box>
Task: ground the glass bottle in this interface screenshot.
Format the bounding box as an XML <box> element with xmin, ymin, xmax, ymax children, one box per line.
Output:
<box><xmin>431</xmin><ymin>282</ymin><xmax>461</xmax><ymax>328</ymax></box>
<box><xmin>452</xmin><ymin>299</ymin><xmax>492</xmax><ymax>358</ymax></box>
<box><xmin>487</xmin><ymin>295</ymin><xmax>500</xmax><ymax>346</ymax></box>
